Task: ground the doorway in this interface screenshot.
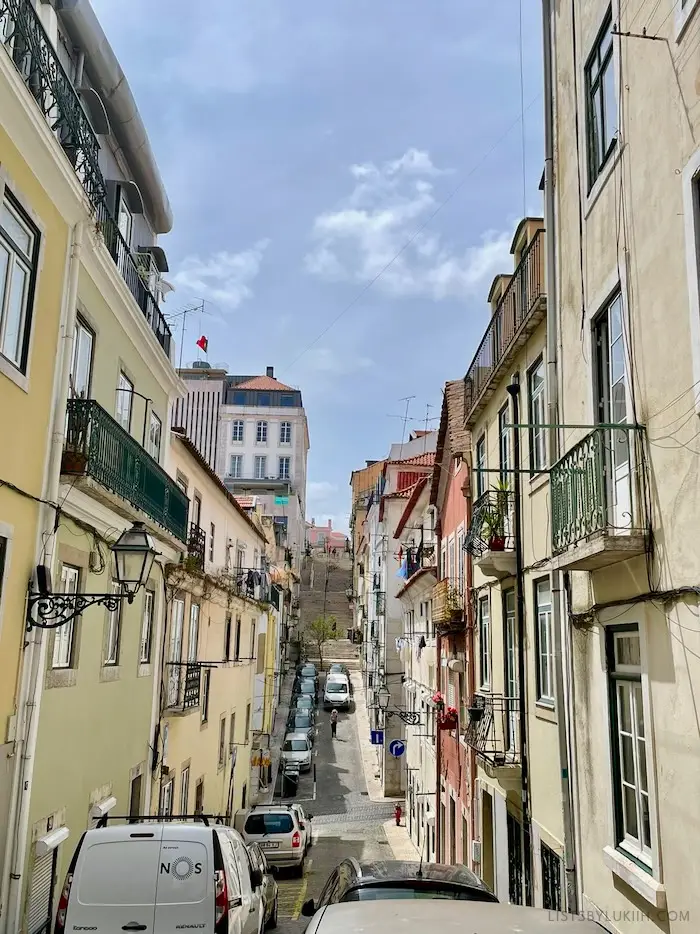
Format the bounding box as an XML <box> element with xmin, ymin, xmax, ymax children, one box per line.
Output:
<box><xmin>481</xmin><ymin>790</ymin><xmax>495</xmax><ymax>892</ymax></box>
<box><xmin>449</xmin><ymin>797</ymin><xmax>456</xmax><ymax>864</ymax></box>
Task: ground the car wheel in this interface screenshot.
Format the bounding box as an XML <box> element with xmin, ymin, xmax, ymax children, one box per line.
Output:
<box><xmin>295</xmin><ymin>860</ymin><xmax>305</xmax><ymax>878</ymax></box>
<box><xmin>267</xmin><ymin>900</ymin><xmax>278</xmax><ymax>930</ymax></box>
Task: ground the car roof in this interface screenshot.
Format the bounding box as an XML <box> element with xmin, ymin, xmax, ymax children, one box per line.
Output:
<box><xmin>353</xmin><ymin>859</ymin><xmax>488</xmax><ymax>890</ymax></box>
<box><xmin>82</xmin><ymin>823</ymin><xmax>213</xmax><ymax>844</ymax></box>
<box><xmin>285</xmin><ymin>732</ymin><xmax>311</xmax><ymax>741</ymax></box>
<box><xmin>247</xmin><ymin>805</ymin><xmax>295</xmax><ymax>814</ymax></box>
<box><xmin>310</xmin><ymin>900</ymin><xmax>603</xmax><ymax>933</ymax></box>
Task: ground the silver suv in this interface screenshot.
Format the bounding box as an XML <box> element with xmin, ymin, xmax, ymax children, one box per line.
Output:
<box><xmin>234</xmin><ymin>805</ymin><xmax>312</xmax><ymax>876</ymax></box>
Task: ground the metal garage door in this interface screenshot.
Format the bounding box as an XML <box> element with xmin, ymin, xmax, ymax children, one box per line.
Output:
<box><xmin>26</xmin><ymin>850</ymin><xmax>56</xmax><ymax>934</ymax></box>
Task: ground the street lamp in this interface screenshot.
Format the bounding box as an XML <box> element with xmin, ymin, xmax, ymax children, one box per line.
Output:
<box><xmin>376</xmin><ymin>683</ymin><xmax>391</xmax><ymax>711</ymax></box>
<box><xmin>27</xmin><ymin>521</ymin><xmax>159</xmax><ymax>631</ymax></box>
<box><xmin>375</xmin><ymin>680</ymin><xmax>421</xmax><ymax>725</ymax></box>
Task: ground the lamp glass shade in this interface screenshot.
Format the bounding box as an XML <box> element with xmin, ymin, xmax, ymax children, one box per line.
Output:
<box><xmin>377</xmin><ymin>684</ymin><xmax>391</xmax><ymax>710</ymax></box>
<box><xmin>112</xmin><ymin>522</ymin><xmax>157</xmax><ymax>596</ymax></box>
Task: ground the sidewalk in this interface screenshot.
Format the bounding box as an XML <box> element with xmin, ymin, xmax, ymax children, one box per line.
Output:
<box><xmin>259</xmin><ymin>669</ymin><xmax>294</xmax><ymax>804</ymax></box>
<box><xmin>382</xmin><ymin>819</ymin><xmax>421</xmax><ymax>861</ymax></box>
<box><xmin>351</xmin><ymin>672</ymin><xmax>402</xmax><ymax>804</ymax></box>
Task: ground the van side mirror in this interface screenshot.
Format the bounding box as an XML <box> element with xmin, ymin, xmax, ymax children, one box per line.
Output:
<box><xmin>301</xmin><ymin>899</ymin><xmax>316</xmax><ymax>916</ymax></box>
<box><xmin>308</xmin><ymin>813</ymin><xmax>313</xmax><ymax>820</ymax></box>
<box><xmin>250</xmin><ymin>869</ymin><xmax>263</xmax><ymax>888</ymax></box>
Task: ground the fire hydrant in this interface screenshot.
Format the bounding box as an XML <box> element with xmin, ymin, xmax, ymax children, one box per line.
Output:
<box><xmin>394</xmin><ymin>803</ymin><xmax>402</xmax><ymax>826</ymax></box>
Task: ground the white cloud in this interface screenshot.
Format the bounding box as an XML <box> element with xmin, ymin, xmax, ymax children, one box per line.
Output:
<box><xmin>303</xmin><ymin>348</ymin><xmax>374</xmax><ymax>376</ymax></box>
<box><xmin>307</xmin><ymin>481</ymin><xmax>337</xmax><ymax>502</ymax></box>
<box><xmin>172</xmin><ymin>239</ymin><xmax>269</xmax><ymax>308</ymax></box>
<box><xmin>304</xmin><ymin>149</ymin><xmax>511</xmax><ymax>301</ymax></box>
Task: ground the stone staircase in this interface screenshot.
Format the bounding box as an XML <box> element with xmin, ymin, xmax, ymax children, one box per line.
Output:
<box><xmin>299</xmin><ymin>553</ymin><xmax>361</xmax><ymax>670</ymax></box>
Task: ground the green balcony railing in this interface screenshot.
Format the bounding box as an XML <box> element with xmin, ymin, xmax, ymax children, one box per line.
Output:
<box><xmin>62</xmin><ymin>399</ymin><xmax>189</xmax><ymax>541</ymax></box>
<box><xmin>550</xmin><ymin>425</ymin><xmax>647</xmax><ymax>554</ymax></box>
<box><xmin>0</xmin><ymin>0</ymin><xmax>104</xmax><ymax>203</ymax></box>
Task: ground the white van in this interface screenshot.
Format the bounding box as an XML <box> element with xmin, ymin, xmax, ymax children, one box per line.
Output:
<box><xmin>55</xmin><ymin>820</ymin><xmax>265</xmax><ymax>934</ymax></box>
<box><xmin>323</xmin><ymin>673</ymin><xmax>350</xmax><ymax>710</ymax></box>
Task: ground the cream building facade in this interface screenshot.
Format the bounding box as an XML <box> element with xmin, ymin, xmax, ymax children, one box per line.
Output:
<box><xmin>547</xmin><ymin>1</ymin><xmax>700</xmax><ymax>929</ymax></box>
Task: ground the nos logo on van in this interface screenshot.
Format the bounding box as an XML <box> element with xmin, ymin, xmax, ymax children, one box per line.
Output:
<box><xmin>160</xmin><ymin>857</ymin><xmax>203</xmax><ymax>881</ymax></box>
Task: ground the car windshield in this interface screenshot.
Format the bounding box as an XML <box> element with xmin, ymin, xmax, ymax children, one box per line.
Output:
<box><xmin>284</xmin><ymin>739</ymin><xmax>309</xmax><ymax>751</ymax></box>
<box><xmin>292</xmin><ymin>716</ymin><xmax>312</xmax><ymax>727</ymax></box>
<box><xmin>245</xmin><ymin>813</ymin><xmax>294</xmax><ymax>834</ymax></box>
<box><xmin>294</xmin><ymin>697</ymin><xmax>312</xmax><ymax>708</ymax></box>
<box><xmin>301</xmin><ymin>668</ymin><xmax>316</xmax><ymax>677</ymax></box>
<box><xmin>345</xmin><ymin>885</ymin><xmax>486</xmax><ymax>901</ymax></box>
<box><xmin>326</xmin><ymin>682</ymin><xmax>348</xmax><ymax>692</ymax></box>
<box><xmin>300</xmin><ymin>680</ymin><xmax>315</xmax><ymax>690</ymax></box>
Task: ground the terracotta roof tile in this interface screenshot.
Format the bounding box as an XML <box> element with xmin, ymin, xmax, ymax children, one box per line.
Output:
<box><xmin>388</xmin><ymin>452</ymin><xmax>435</xmax><ymax>468</ymax></box>
<box><xmin>236</xmin><ymin>375</ymin><xmax>296</xmax><ymax>391</ymax></box>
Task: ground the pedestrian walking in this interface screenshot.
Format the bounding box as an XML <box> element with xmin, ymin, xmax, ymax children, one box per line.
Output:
<box><xmin>330</xmin><ymin>708</ymin><xmax>338</xmax><ymax>738</ymax></box>
<box><xmin>394</xmin><ymin>803</ymin><xmax>402</xmax><ymax>826</ymax></box>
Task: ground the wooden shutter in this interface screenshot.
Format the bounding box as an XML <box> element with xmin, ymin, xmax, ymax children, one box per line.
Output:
<box><xmin>26</xmin><ymin>850</ymin><xmax>56</xmax><ymax>934</ymax></box>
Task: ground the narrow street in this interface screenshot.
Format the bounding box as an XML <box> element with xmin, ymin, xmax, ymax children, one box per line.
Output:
<box><xmin>273</xmin><ymin>672</ymin><xmax>404</xmax><ymax>934</ymax></box>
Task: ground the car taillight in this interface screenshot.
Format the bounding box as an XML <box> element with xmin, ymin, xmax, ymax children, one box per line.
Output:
<box><xmin>54</xmin><ymin>872</ymin><xmax>73</xmax><ymax>934</ymax></box>
<box><xmin>214</xmin><ymin>869</ymin><xmax>228</xmax><ymax>931</ymax></box>
<box><xmin>292</xmin><ymin>831</ymin><xmax>301</xmax><ymax>848</ymax></box>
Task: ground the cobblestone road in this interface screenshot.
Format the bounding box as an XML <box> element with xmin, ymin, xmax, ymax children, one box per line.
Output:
<box><xmin>272</xmin><ymin>681</ymin><xmax>399</xmax><ymax>934</ymax></box>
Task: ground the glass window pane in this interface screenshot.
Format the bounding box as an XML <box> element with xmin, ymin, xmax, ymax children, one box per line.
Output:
<box><xmin>609</xmin><ymin>295</ymin><xmax>623</xmax><ymax>340</ymax></box>
<box><xmin>1</xmin><ymin>203</ymin><xmax>32</xmax><ymax>255</ymax></box>
<box><xmin>2</xmin><ymin>261</ymin><xmax>27</xmax><ymax>363</ymax></box>
<box><xmin>634</xmin><ymin>684</ymin><xmax>645</xmax><ymax>738</ymax></box>
<box><xmin>72</xmin><ymin>323</ymin><xmax>93</xmax><ymax>398</ymax></box>
<box><xmin>623</xmin><ymin>784</ymin><xmax>639</xmax><ymax>839</ymax></box>
<box><xmin>637</xmin><ymin>737</ymin><xmax>647</xmax><ymax>792</ymax></box>
<box><xmin>615</xmin><ymin>633</ymin><xmax>640</xmax><ymax>669</ymax></box>
<box><xmin>0</xmin><ymin>243</ymin><xmax>9</xmax><ymax>297</ymax></box>
<box><xmin>641</xmin><ymin>792</ymin><xmax>651</xmax><ymax>848</ymax></box>
<box><xmin>610</xmin><ymin>336</ymin><xmax>625</xmax><ymax>384</ymax></box>
<box><xmin>611</xmin><ymin>381</ymin><xmax>626</xmax><ymax>425</ymax></box>
<box><xmin>617</xmin><ymin>683</ymin><xmax>632</xmax><ymax>732</ymax></box>
<box><xmin>592</xmin><ymin>88</ymin><xmax>603</xmax><ymax>167</ymax></box>
<box><xmin>602</xmin><ymin>58</ymin><xmax>617</xmax><ymax>150</ymax></box>
<box><xmin>621</xmin><ymin>734</ymin><xmax>635</xmax><ymax>785</ymax></box>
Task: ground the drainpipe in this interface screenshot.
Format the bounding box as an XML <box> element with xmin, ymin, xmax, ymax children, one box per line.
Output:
<box><xmin>435</xmin><ymin>630</ymin><xmax>442</xmax><ymax>862</ymax></box>
<box><xmin>2</xmin><ymin>221</ymin><xmax>84</xmax><ymax>934</ymax></box>
<box><xmin>506</xmin><ymin>378</ymin><xmax>533</xmax><ymax>906</ymax></box>
<box><xmin>542</xmin><ymin>0</ymin><xmax>578</xmax><ymax>913</ymax></box>
<box><xmin>461</xmin><ymin>473</ymin><xmax>479</xmax><ymax>874</ymax></box>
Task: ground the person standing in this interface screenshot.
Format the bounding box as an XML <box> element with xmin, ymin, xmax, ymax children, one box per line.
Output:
<box><xmin>330</xmin><ymin>708</ymin><xmax>338</xmax><ymax>738</ymax></box>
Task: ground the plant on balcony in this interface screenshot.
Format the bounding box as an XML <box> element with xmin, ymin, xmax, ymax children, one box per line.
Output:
<box><xmin>439</xmin><ymin>705</ymin><xmax>459</xmax><ymax>730</ymax></box>
<box><xmin>439</xmin><ymin>584</ymin><xmax>464</xmax><ymax>621</ymax></box>
<box><xmin>431</xmin><ymin>691</ymin><xmax>445</xmax><ymax>710</ymax></box>
<box><xmin>62</xmin><ymin>405</ymin><xmax>89</xmax><ymax>474</ymax></box>
<box><xmin>482</xmin><ymin>479</ymin><xmax>511</xmax><ymax>551</ymax></box>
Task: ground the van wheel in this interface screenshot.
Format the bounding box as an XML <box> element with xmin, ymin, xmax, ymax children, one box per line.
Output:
<box><xmin>295</xmin><ymin>860</ymin><xmax>305</xmax><ymax>878</ymax></box>
<box><xmin>267</xmin><ymin>902</ymin><xmax>278</xmax><ymax>929</ymax></box>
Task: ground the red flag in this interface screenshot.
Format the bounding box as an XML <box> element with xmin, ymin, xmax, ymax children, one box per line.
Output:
<box><xmin>196</xmin><ymin>335</ymin><xmax>208</xmax><ymax>353</ymax></box>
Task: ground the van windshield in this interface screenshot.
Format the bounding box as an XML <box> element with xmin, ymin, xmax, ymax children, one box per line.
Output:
<box><xmin>245</xmin><ymin>813</ymin><xmax>294</xmax><ymax>834</ymax></box>
<box><xmin>326</xmin><ymin>682</ymin><xmax>348</xmax><ymax>693</ymax></box>
<box><xmin>291</xmin><ymin>716</ymin><xmax>312</xmax><ymax>727</ymax></box>
<box><xmin>284</xmin><ymin>739</ymin><xmax>309</xmax><ymax>751</ymax></box>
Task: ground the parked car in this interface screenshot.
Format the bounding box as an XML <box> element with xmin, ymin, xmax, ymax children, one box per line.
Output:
<box><xmin>296</xmin><ymin>662</ymin><xmax>317</xmax><ymax>674</ymax></box>
<box><xmin>282</xmin><ymin>732</ymin><xmax>313</xmax><ymax>771</ymax></box>
<box><xmin>323</xmin><ymin>673</ymin><xmax>351</xmax><ymax>709</ymax></box>
<box><xmin>328</xmin><ymin>663</ymin><xmax>349</xmax><ymax>677</ymax></box>
<box><xmin>296</xmin><ymin>664</ymin><xmax>319</xmax><ymax>687</ymax></box>
<box><xmin>235</xmin><ymin>805</ymin><xmax>309</xmax><ymax>876</ymax></box>
<box><xmin>294</xmin><ymin>678</ymin><xmax>318</xmax><ymax>700</ymax></box>
<box><xmin>287</xmin><ymin>711</ymin><xmax>316</xmax><ymax>744</ymax></box>
<box><xmin>247</xmin><ymin>843</ymin><xmax>278</xmax><ymax>929</ymax></box>
<box><xmin>290</xmin><ymin>695</ymin><xmax>314</xmax><ymax>712</ymax></box>
<box><xmin>301</xmin><ymin>900</ymin><xmax>604</xmax><ymax>934</ymax></box>
<box><xmin>54</xmin><ymin>819</ymin><xmax>265</xmax><ymax>934</ymax></box>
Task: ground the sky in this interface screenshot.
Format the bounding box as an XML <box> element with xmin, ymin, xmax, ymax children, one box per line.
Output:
<box><xmin>91</xmin><ymin>0</ymin><xmax>545</xmax><ymax>534</ymax></box>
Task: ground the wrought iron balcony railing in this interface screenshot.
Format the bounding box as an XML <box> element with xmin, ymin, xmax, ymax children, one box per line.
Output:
<box><xmin>375</xmin><ymin>590</ymin><xmax>386</xmax><ymax>616</ymax></box>
<box><xmin>94</xmin><ymin>200</ymin><xmax>173</xmax><ymax>357</ymax></box>
<box><xmin>62</xmin><ymin>399</ymin><xmax>189</xmax><ymax>542</ymax></box>
<box><xmin>432</xmin><ymin>578</ymin><xmax>465</xmax><ymax>629</ymax></box>
<box><xmin>187</xmin><ymin>523</ymin><xmax>206</xmax><ymax>569</ymax></box>
<box><xmin>465</xmin><ymin>489</ymin><xmax>516</xmax><ymax>558</ymax></box>
<box><xmin>216</xmin><ymin>569</ymin><xmax>272</xmax><ymax>606</ymax></box>
<box><xmin>464</xmin><ymin>230</ymin><xmax>545</xmax><ymax>422</ymax></box>
<box><xmin>463</xmin><ymin>693</ymin><xmax>520</xmax><ymax>768</ymax></box>
<box><xmin>550</xmin><ymin>424</ymin><xmax>648</xmax><ymax>555</ymax></box>
<box><xmin>165</xmin><ymin>662</ymin><xmax>202</xmax><ymax>711</ymax></box>
<box><xmin>0</xmin><ymin>0</ymin><xmax>104</xmax><ymax>203</ymax></box>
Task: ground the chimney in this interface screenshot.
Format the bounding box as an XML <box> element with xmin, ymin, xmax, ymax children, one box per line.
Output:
<box><xmin>266</xmin><ymin>366</ymin><xmax>274</xmax><ymax>378</ymax></box>
<box><xmin>327</xmin><ymin>519</ymin><xmax>332</xmax><ymax>530</ymax></box>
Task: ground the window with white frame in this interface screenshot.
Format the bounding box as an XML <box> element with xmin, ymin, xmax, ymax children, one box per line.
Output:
<box><xmin>148</xmin><ymin>411</ymin><xmax>162</xmax><ymax>462</ymax></box>
<box><xmin>209</xmin><ymin>523</ymin><xmax>215</xmax><ymax>563</ymax></box>
<box><xmin>475</xmin><ymin>435</ymin><xmax>486</xmax><ymax>498</ymax></box>
<box><xmin>188</xmin><ymin>603</ymin><xmax>200</xmax><ymax>662</ymax></box>
<box><xmin>229</xmin><ymin>454</ymin><xmax>243</xmax><ymax>479</ymax></box>
<box><xmin>231</xmin><ymin>420</ymin><xmax>244</xmax><ymax>442</ymax></box>
<box><xmin>140</xmin><ymin>590</ymin><xmax>154</xmax><ymax>664</ymax></box>
<box><xmin>585</xmin><ymin>8</ymin><xmax>617</xmax><ymax>187</ymax></box>
<box><xmin>280</xmin><ymin>421</ymin><xmax>292</xmax><ymax>444</ymax></box>
<box><xmin>254</xmin><ymin>455</ymin><xmax>267</xmax><ymax>479</ymax></box>
<box><xmin>52</xmin><ymin>565</ymin><xmax>79</xmax><ymax>668</ymax></box>
<box><xmin>218</xmin><ymin>716</ymin><xmax>227</xmax><ymax>767</ymax></box>
<box><xmin>0</xmin><ymin>194</ymin><xmax>39</xmax><ymax>372</ymax></box>
<box><xmin>607</xmin><ymin>624</ymin><xmax>652</xmax><ymax>866</ymax></box>
<box><xmin>180</xmin><ymin>766</ymin><xmax>190</xmax><ymax>815</ymax></box>
<box><xmin>478</xmin><ymin>595</ymin><xmax>491</xmax><ymax>688</ymax></box>
<box><xmin>69</xmin><ymin>317</ymin><xmax>93</xmax><ymax>399</ymax></box>
<box><xmin>159</xmin><ymin>777</ymin><xmax>174</xmax><ymax>816</ymax></box>
<box><xmin>448</xmin><ymin>535</ymin><xmax>455</xmax><ymax>584</ymax></box>
<box><xmin>256</xmin><ymin>420</ymin><xmax>268</xmax><ymax>443</ymax></box>
<box><xmin>498</xmin><ymin>404</ymin><xmax>511</xmax><ymax>480</ymax></box>
<box><xmin>528</xmin><ymin>358</ymin><xmax>546</xmax><ymax>471</ymax></box>
<box><xmin>278</xmin><ymin>456</ymin><xmax>290</xmax><ymax>480</ymax></box>
<box><xmin>535</xmin><ymin>578</ymin><xmax>555</xmax><ymax>704</ymax></box>
<box><xmin>115</xmin><ymin>372</ymin><xmax>133</xmax><ymax>432</ymax></box>
<box><xmin>105</xmin><ymin>581</ymin><xmax>122</xmax><ymax>665</ymax></box>
<box><xmin>457</xmin><ymin>526</ymin><xmax>465</xmax><ymax>593</ymax></box>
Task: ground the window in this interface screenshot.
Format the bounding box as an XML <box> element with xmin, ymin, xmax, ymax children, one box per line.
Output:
<box><xmin>0</xmin><ymin>194</ymin><xmax>38</xmax><ymax>371</ymax></box>
<box><xmin>218</xmin><ymin>717</ymin><xmax>227</xmax><ymax>767</ymax></box>
<box><xmin>188</xmin><ymin>603</ymin><xmax>200</xmax><ymax>662</ymax></box>
<box><xmin>129</xmin><ymin>774</ymin><xmax>142</xmax><ymax>818</ymax></box>
<box><xmin>52</xmin><ymin>565</ymin><xmax>79</xmax><ymax>668</ymax></box>
<box><xmin>478</xmin><ymin>596</ymin><xmax>490</xmax><ymax>688</ymax></box>
<box><xmin>0</xmin><ymin>536</ymin><xmax>6</xmax><ymax>604</ymax></box>
<box><xmin>236</xmin><ymin>548</ymin><xmax>245</xmax><ymax>570</ymax></box>
<box><xmin>250</xmin><ymin>621</ymin><xmax>256</xmax><ymax>660</ymax></box>
<box><xmin>229</xmin><ymin>714</ymin><xmax>236</xmax><ymax>758</ymax></box>
<box><xmin>234</xmin><ymin>617</ymin><xmax>242</xmax><ymax>661</ymax></box>
<box><xmin>201</xmin><ymin>668</ymin><xmax>211</xmax><ymax>723</ymax></box>
<box><xmin>117</xmin><ymin>192</ymin><xmax>133</xmax><ymax>246</ymax></box>
<box><xmin>147</xmin><ymin>411</ymin><xmax>162</xmax><ymax>461</ymax></box>
<box><xmin>176</xmin><ymin>471</ymin><xmax>188</xmax><ymax>495</ymax></box>
<box><xmin>607</xmin><ymin>625</ymin><xmax>651</xmax><ymax>866</ymax></box>
<box><xmin>69</xmin><ymin>318</ymin><xmax>93</xmax><ymax>399</ymax></box>
<box><xmin>140</xmin><ymin>590</ymin><xmax>154</xmax><ymax>664</ymax></box>
<box><xmin>256</xmin><ymin>421</ymin><xmax>268</xmax><ymax>443</ymax></box>
<box><xmin>278</xmin><ymin>456</ymin><xmax>290</xmax><ymax>480</ymax></box>
<box><xmin>457</xmin><ymin>527</ymin><xmax>465</xmax><ymax>593</ymax></box>
<box><xmin>258</xmin><ymin>392</ymin><xmax>271</xmax><ymax>406</ymax></box>
<box><xmin>498</xmin><ymin>404</ymin><xmax>511</xmax><ymax>480</ymax></box>
<box><xmin>159</xmin><ymin>778</ymin><xmax>174</xmax><ymax>817</ymax></box>
<box><xmin>105</xmin><ymin>581</ymin><xmax>122</xmax><ymax>665</ymax></box>
<box><xmin>229</xmin><ymin>454</ymin><xmax>243</xmax><ymax>478</ymax></box>
<box><xmin>115</xmin><ymin>372</ymin><xmax>133</xmax><ymax>431</ymax></box>
<box><xmin>541</xmin><ymin>843</ymin><xmax>562</xmax><ymax>911</ymax></box>
<box><xmin>244</xmin><ymin>702</ymin><xmax>251</xmax><ymax>741</ymax></box>
<box><xmin>280</xmin><ymin>394</ymin><xmax>294</xmax><ymax>406</ymax></box>
<box><xmin>232</xmin><ymin>419</ymin><xmax>244</xmax><ymax>442</ymax></box>
<box><xmin>254</xmin><ymin>455</ymin><xmax>267</xmax><ymax>479</ymax></box>
<box><xmin>224</xmin><ymin>615</ymin><xmax>232</xmax><ymax>661</ymax></box>
<box><xmin>535</xmin><ymin>578</ymin><xmax>554</xmax><ymax>704</ymax></box>
<box><xmin>180</xmin><ymin>766</ymin><xmax>190</xmax><ymax>815</ymax></box>
<box><xmin>585</xmin><ymin>9</ymin><xmax>617</xmax><ymax>185</ymax></box>
<box><xmin>280</xmin><ymin>421</ymin><xmax>292</xmax><ymax>444</ymax></box>
<box><xmin>209</xmin><ymin>523</ymin><xmax>215</xmax><ymax>563</ymax></box>
<box><xmin>194</xmin><ymin>778</ymin><xmax>204</xmax><ymax>814</ymax></box>
<box><xmin>528</xmin><ymin>358</ymin><xmax>546</xmax><ymax>471</ymax></box>
<box><xmin>475</xmin><ymin>436</ymin><xmax>486</xmax><ymax>498</ymax></box>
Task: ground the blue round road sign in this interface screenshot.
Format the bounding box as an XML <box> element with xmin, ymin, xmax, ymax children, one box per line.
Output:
<box><xmin>388</xmin><ymin>739</ymin><xmax>405</xmax><ymax>758</ymax></box>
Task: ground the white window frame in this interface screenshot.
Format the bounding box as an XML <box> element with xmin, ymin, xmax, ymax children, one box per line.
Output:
<box><xmin>254</xmin><ymin>455</ymin><xmax>267</xmax><ymax>479</ymax></box>
<box><xmin>117</xmin><ymin>192</ymin><xmax>133</xmax><ymax>247</ymax></box>
<box><xmin>475</xmin><ymin>435</ymin><xmax>486</xmax><ymax>499</ymax></box>
<box><xmin>535</xmin><ymin>578</ymin><xmax>555</xmax><ymax>704</ymax></box>
<box><xmin>255</xmin><ymin>420</ymin><xmax>268</xmax><ymax>444</ymax></box>
<box><xmin>209</xmin><ymin>523</ymin><xmax>215</xmax><ymax>563</ymax></box>
<box><xmin>456</xmin><ymin>525</ymin><xmax>465</xmax><ymax>594</ymax></box>
<box><xmin>160</xmin><ymin>777</ymin><xmax>174</xmax><ymax>816</ymax></box>
<box><xmin>148</xmin><ymin>411</ymin><xmax>162</xmax><ymax>462</ymax></box>
<box><xmin>69</xmin><ymin>317</ymin><xmax>93</xmax><ymax>399</ymax></box>
<box><xmin>105</xmin><ymin>581</ymin><xmax>122</xmax><ymax>666</ymax></box>
<box><xmin>0</xmin><ymin>194</ymin><xmax>38</xmax><ymax>372</ymax></box>
<box><xmin>231</xmin><ymin>419</ymin><xmax>244</xmax><ymax>443</ymax></box>
<box><xmin>478</xmin><ymin>595</ymin><xmax>491</xmax><ymax>689</ymax></box>
<box><xmin>528</xmin><ymin>357</ymin><xmax>546</xmax><ymax>471</ymax></box>
<box><xmin>115</xmin><ymin>372</ymin><xmax>133</xmax><ymax>432</ymax></box>
<box><xmin>279</xmin><ymin>421</ymin><xmax>292</xmax><ymax>444</ymax></box>
<box><xmin>188</xmin><ymin>603</ymin><xmax>200</xmax><ymax>662</ymax></box>
<box><xmin>140</xmin><ymin>590</ymin><xmax>154</xmax><ymax>664</ymax></box>
<box><xmin>52</xmin><ymin>565</ymin><xmax>79</xmax><ymax>669</ymax></box>
<box><xmin>229</xmin><ymin>454</ymin><xmax>243</xmax><ymax>479</ymax></box>
<box><xmin>218</xmin><ymin>716</ymin><xmax>227</xmax><ymax>767</ymax></box>
<box><xmin>180</xmin><ymin>766</ymin><xmax>190</xmax><ymax>815</ymax></box>
<box><xmin>278</xmin><ymin>456</ymin><xmax>290</xmax><ymax>480</ymax></box>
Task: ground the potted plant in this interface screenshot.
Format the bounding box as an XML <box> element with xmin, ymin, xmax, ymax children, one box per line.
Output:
<box><xmin>431</xmin><ymin>691</ymin><xmax>445</xmax><ymax>711</ymax></box>
<box><xmin>482</xmin><ymin>479</ymin><xmax>510</xmax><ymax>551</ymax></box>
<box><xmin>62</xmin><ymin>406</ymin><xmax>89</xmax><ymax>474</ymax></box>
<box><xmin>439</xmin><ymin>706</ymin><xmax>459</xmax><ymax>730</ymax></box>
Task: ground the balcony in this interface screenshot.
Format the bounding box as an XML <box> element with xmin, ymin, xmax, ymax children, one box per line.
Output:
<box><xmin>431</xmin><ymin>578</ymin><xmax>465</xmax><ymax>632</ymax></box>
<box><xmin>550</xmin><ymin>425</ymin><xmax>649</xmax><ymax>571</ymax></box>
<box><xmin>95</xmin><ymin>200</ymin><xmax>173</xmax><ymax>357</ymax></box>
<box><xmin>187</xmin><ymin>523</ymin><xmax>206</xmax><ymax>569</ymax></box>
<box><xmin>464</xmin><ymin>693</ymin><xmax>521</xmax><ymax>777</ymax></box>
<box><xmin>62</xmin><ymin>399</ymin><xmax>189</xmax><ymax>542</ymax></box>
<box><xmin>375</xmin><ymin>591</ymin><xmax>386</xmax><ymax>616</ymax></box>
<box><xmin>217</xmin><ymin>569</ymin><xmax>272</xmax><ymax>606</ymax></box>
<box><xmin>464</xmin><ymin>229</ymin><xmax>546</xmax><ymax>424</ymax></box>
<box><xmin>0</xmin><ymin>0</ymin><xmax>104</xmax><ymax>203</ymax></box>
<box><xmin>465</xmin><ymin>489</ymin><xmax>516</xmax><ymax>580</ymax></box>
<box><xmin>165</xmin><ymin>662</ymin><xmax>202</xmax><ymax>713</ymax></box>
